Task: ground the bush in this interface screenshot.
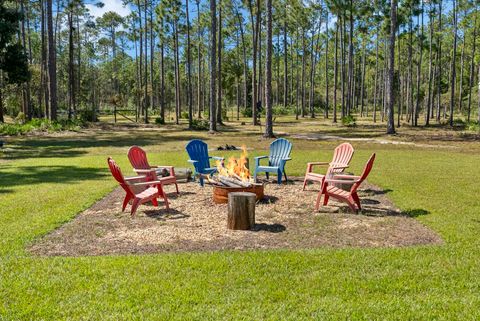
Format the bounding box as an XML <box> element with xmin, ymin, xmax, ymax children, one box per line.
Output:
<box><xmin>14</xmin><ymin>112</ymin><xmax>26</xmax><ymax>124</ymax></box>
<box><xmin>466</xmin><ymin>121</ymin><xmax>480</xmax><ymax>132</ymax></box>
<box><xmin>155</xmin><ymin>117</ymin><xmax>165</xmax><ymax>125</ymax></box>
<box><xmin>78</xmin><ymin>109</ymin><xmax>97</xmax><ymax>122</ymax></box>
<box><xmin>0</xmin><ymin>118</ymin><xmax>83</xmax><ymax>136</ymax></box>
<box><xmin>191</xmin><ymin>118</ymin><xmax>209</xmax><ymax>131</ymax></box>
<box><xmin>242</xmin><ymin>107</ymin><xmax>252</xmax><ymax>118</ymax></box>
<box><xmin>341</xmin><ymin>115</ymin><xmax>357</xmax><ymax>127</ymax></box>
<box><xmin>181</xmin><ymin>111</ymin><xmax>189</xmax><ymax>119</ymax></box>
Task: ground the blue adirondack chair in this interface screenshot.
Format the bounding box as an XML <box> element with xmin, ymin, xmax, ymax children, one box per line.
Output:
<box><xmin>254</xmin><ymin>138</ymin><xmax>292</xmax><ymax>184</ymax></box>
<box><xmin>186</xmin><ymin>139</ymin><xmax>224</xmax><ymax>186</ymax></box>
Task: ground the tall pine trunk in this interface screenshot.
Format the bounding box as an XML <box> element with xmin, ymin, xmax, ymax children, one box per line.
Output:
<box><xmin>209</xmin><ymin>0</ymin><xmax>217</xmax><ymax>131</ymax></box>
<box><xmin>449</xmin><ymin>0</ymin><xmax>457</xmax><ymax>126</ymax></box>
<box><xmin>264</xmin><ymin>0</ymin><xmax>273</xmax><ymax>137</ymax></box>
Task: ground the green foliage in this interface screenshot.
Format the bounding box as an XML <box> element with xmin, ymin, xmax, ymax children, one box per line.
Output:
<box><xmin>78</xmin><ymin>109</ymin><xmax>97</xmax><ymax>122</ymax></box>
<box><xmin>155</xmin><ymin>116</ymin><xmax>165</xmax><ymax>124</ymax></box>
<box><xmin>0</xmin><ymin>118</ymin><xmax>83</xmax><ymax>135</ymax></box>
<box><xmin>341</xmin><ymin>115</ymin><xmax>357</xmax><ymax>127</ymax></box>
<box><xmin>180</xmin><ymin>111</ymin><xmax>189</xmax><ymax>119</ymax></box>
<box><xmin>242</xmin><ymin>107</ymin><xmax>253</xmax><ymax>118</ymax></box>
<box><xmin>190</xmin><ymin>118</ymin><xmax>209</xmax><ymax>130</ymax></box>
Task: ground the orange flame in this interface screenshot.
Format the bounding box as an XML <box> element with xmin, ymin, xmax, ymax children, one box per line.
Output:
<box><xmin>216</xmin><ymin>145</ymin><xmax>252</xmax><ymax>182</ymax></box>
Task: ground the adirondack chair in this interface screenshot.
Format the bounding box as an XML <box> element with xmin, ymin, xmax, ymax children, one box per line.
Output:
<box><xmin>254</xmin><ymin>138</ymin><xmax>292</xmax><ymax>184</ymax></box>
<box><xmin>127</xmin><ymin>146</ymin><xmax>179</xmax><ymax>194</ymax></box>
<box><xmin>108</xmin><ymin>157</ymin><xmax>169</xmax><ymax>216</ymax></box>
<box><xmin>186</xmin><ymin>139</ymin><xmax>224</xmax><ymax>186</ymax></box>
<box><xmin>315</xmin><ymin>153</ymin><xmax>376</xmax><ymax>213</ymax></box>
<box><xmin>303</xmin><ymin>143</ymin><xmax>354</xmax><ymax>190</ymax></box>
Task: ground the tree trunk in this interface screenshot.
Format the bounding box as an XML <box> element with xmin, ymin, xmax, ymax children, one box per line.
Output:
<box><xmin>386</xmin><ymin>0</ymin><xmax>397</xmax><ymax>135</ymax></box>
<box><xmin>467</xmin><ymin>12</ymin><xmax>477</xmax><ymax>122</ymax></box>
<box><xmin>216</xmin><ymin>0</ymin><xmax>223</xmax><ymax>124</ymax></box>
<box><xmin>426</xmin><ymin>9</ymin><xmax>434</xmax><ymax>126</ymax></box>
<box><xmin>185</xmin><ymin>0</ymin><xmax>193</xmax><ymax>127</ymax></box>
<box><xmin>209</xmin><ymin>0</ymin><xmax>217</xmax><ymax>132</ymax></box>
<box><xmin>449</xmin><ymin>0</ymin><xmax>457</xmax><ymax>127</ymax></box>
<box><xmin>301</xmin><ymin>30</ymin><xmax>306</xmax><ymax>118</ymax></box>
<box><xmin>458</xmin><ymin>23</ymin><xmax>466</xmax><ymax>113</ymax></box>
<box><xmin>46</xmin><ymin>0</ymin><xmax>57</xmax><ymax>120</ymax></box>
<box><xmin>436</xmin><ymin>0</ymin><xmax>442</xmax><ymax>122</ymax></box>
<box><xmin>414</xmin><ymin>8</ymin><xmax>423</xmax><ymax>127</ymax></box>
<box><xmin>264</xmin><ymin>0</ymin><xmax>273</xmax><ymax>138</ymax></box>
<box><xmin>324</xmin><ymin>10</ymin><xmax>329</xmax><ymax>119</ymax></box>
<box><xmin>333</xmin><ymin>21</ymin><xmax>338</xmax><ymax>123</ymax></box>
<box><xmin>144</xmin><ymin>0</ymin><xmax>148</xmax><ymax>123</ymax></box>
<box><xmin>373</xmin><ymin>30</ymin><xmax>379</xmax><ymax>123</ymax></box>
<box><xmin>283</xmin><ymin>9</ymin><xmax>288</xmax><ymax>109</ymax></box>
<box><xmin>196</xmin><ymin>0</ymin><xmax>202</xmax><ymax>118</ymax></box>
<box><xmin>227</xmin><ymin>192</ymin><xmax>256</xmax><ymax>230</ymax></box>
<box><xmin>68</xmin><ymin>12</ymin><xmax>74</xmax><ymax>120</ymax></box>
<box><xmin>236</xmin><ymin>8</ymin><xmax>248</xmax><ymax>115</ymax></box>
<box><xmin>360</xmin><ymin>39</ymin><xmax>366</xmax><ymax>117</ymax></box>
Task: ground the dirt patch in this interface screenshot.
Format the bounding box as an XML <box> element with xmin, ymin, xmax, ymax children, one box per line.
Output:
<box><xmin>29</xmin><ymin>179</ymin><xmax>442</xmax><ymax>256</ymax></box>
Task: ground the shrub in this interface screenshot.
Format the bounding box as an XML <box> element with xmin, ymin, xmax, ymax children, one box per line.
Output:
<box><xmin>181</xmin><ymin>111</ymin><xmax>189</xmax><ymax>119</ymax></box>
<box><xmin>0</xmin><ymin>118</ymin><xmax>83</xmax><ymax>136</ymax></box>
<box><xmin>78</xmin><ymin>109</ymin><xmax>97</xmax><ymax>122</ymax></box>
<box><xmin>242</xmin><ymin>107</ymin><xmax>252</xmax><ymax>118</ymax></box>
<box><xmin>191</xmin><ymin>118</ymin><xmax>209</xmax><ymax>131</ymax></box>
<box><xmin>341</xmin><ymin>115</ymin><xmax>357</xmax><ymax>127</ymax></box>
<box><xmin>155</xmin><ymin>117</ymin><xmax>165</xmax><ymax>125</ymax></box>
<box><xmin>14</xmin><ymin>112</ymin><xmax>26</xmax><ymax>124</ymax></box>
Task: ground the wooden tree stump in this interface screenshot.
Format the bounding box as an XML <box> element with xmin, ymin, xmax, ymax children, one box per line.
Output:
<box><xmin>227</xmin><ymin>192</ymin><xmax>256</xmax><ymax>230</ymax></box>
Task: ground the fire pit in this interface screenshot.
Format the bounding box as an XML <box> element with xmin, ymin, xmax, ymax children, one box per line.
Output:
<box><xmin>207</xmin><ymin>146</ymin><xmax>266</xmax><ymax>204</ymax></box>
<box><xmin>213</xmin><ymin>184</ymin><xmax>264</xmax><ymax>204</ymax></box>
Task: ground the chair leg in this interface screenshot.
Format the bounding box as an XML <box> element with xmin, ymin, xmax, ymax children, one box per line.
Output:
<box><xmin>122</xmin><ymin>195</ymin><xmax>131</xmax><ymax>212</ymax></box>
<box><xmin>175</xmin><ymin>183</ymin><xmax>179</xmax><ymax>194</ymax></box>
<box><xmin>254</xmin><ymin>170</ymin><xmax>258</xmax><ymax>182</ymax></box>
<box><xmin>151</xmin><ymin>197</ymin><xmax>158</xmax><ymax>207</ymax></box>
<box><xmin>266</xmin><ymin>172</ymin><xmax>269</xmax><ymax>179</ymax></box>
<box><xmin>283</xmin><ymin>170</ymin><xmax>288</xmax><ymax>183</ymax></box>
<box><xmin>323</xmin><ymin>194</ymin><xmax>329</xmax><ymax>206</ymax></box>
<box><xmin>277</xmin><ymin>170</ymin><xmax>282</xmax><ymax>184</ymax></box>
<box><xmin>199</xmin><ymin>176</ymin><xmax>204</xmax><ymax>187</ymax></box>
<box><xmin>352</xmin><ymin>193</ymin><xmax>361</xmax><ymax>211</ymax></box>
<box><xmin>163</xmin><ymin>194</ymin><xmax>170</xmax><ymax>210</ymax></box>
<box><xmin>315</xmin><ymin>192</ymin><xmax>322</xmax><ymax>210</ymax></box>
<box><xmin>302</xmin><ymin>176</ymin><xmax>308</xmax><ymax>190</ymax></box>
<box><xmin>130</xmin><ymin>198</ymin><xmax>141</xmax><ymax>216</ymax></box>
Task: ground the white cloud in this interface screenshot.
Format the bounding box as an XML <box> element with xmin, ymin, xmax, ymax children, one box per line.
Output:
<box><xmin>86</xmin><ymin>0</ymin><xmax>131</xmax><ymax>19</ymax></box>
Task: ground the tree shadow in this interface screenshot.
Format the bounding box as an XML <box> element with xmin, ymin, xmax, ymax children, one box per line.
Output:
<box><xmin>402</xmin><ymin>208</ymin><xmax>430</xmax><ymax>218</ymax></box>
<box><xmin>257</xmin><ymin>195</ymin><xmax>280</xmax><ymax>204</ymax></box>
<box><xmin>0</xmin><ymin>165</ymin><xmax>108</xmax><ymax>189</ymax></box>
<box><xmin>362</xmin><ymin>188</ymin><xmax>393</xmax><ymax>195</ymax></box>
<box><xmin>251</xmin><ymin>223</ymin><xmax>286</xmax><ymax>233</ymax></box>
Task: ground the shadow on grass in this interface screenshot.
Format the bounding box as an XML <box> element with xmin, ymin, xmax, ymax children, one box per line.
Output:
<box><xmin>0</xmin><ymin>165</ymin><xmax>108</xmax><ymax>190</ymax></box>
<box><xmin>2</xmin><ymin>132</ymin><xmax>203</xmax><ymax>160</ymax></box>
<box><xmin>403</xmin><ymin>209</ymin><xmax>430</xmax><ymax>217</ymax></box>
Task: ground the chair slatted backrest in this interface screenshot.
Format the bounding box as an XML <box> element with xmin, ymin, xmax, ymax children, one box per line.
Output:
<box><xmin>186</xmin><ymin>139</ymin><xmax>211</xmax><ymax>170</ymax></box>
<box><xmin>330</xmin><ymin>143</ymin><xmax>354</xmax><ymax>174</ymax></box>
<box><xmin>107</xmin><ymin>157</ymin><xmax>130</xmax><ymax>194</ymax></box>
<box><xmin>350</xmin><ymin>153</ymin><xmax>376</xmax><ymax>194</ymax></box>
<box><xmin>128</xmin><ymin>146</ymin><xmax>150</xmax><ymax>170</ymax></box>
<box><xmin>269</xmin><ymin>138</ymin><xmax>292</xmax><ymax>167</ymax></box>
<box><xmin>128</xmin><ymin>146</ymin><xmax>156</xmax><ymax>180</ymax></box>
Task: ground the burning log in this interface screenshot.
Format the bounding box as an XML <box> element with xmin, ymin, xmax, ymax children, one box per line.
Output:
<box><xmin>218</xmin><ymin>176</ymin><xmax>243</xmax><ymax>188</ymax></box>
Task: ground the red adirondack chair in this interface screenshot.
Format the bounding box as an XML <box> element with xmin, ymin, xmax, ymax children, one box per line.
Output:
<box><xmin>303</xmin><ymin>143</ymin><xmax>354</xmax><ymax>190</ymax></box>
<box><xmin>127</xmin><ymin>146</ymin><xmax>179</xmax><ymax>194</ymax></box>
<box><xmin>315</xmin><ymin>153</ymin><xmax>376</xmax><ymax>213</ymax></box>
<box><xmin>108</xmin><ymin>157</ymin><xmax>169</xmax><ymax>216</ymax></box>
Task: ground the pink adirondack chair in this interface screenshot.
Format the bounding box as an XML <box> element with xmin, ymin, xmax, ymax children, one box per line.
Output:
<box><xmin>303</xmin><ymin>143</ymin><xmax>354</xmax><ymax>190</ymax></box>
<box><xmin>127</xmin><ymin>146</ymin><xmax>179</xmax><ymax>194</ymax></box>
<box><xmin>108</xmin><ymin>157</ymin><xmax>169</xmax><ymax>216</ymax></box>
<box><xmin>315</xmin><ymin>153</ymin><xmax>376</xmax><ymax>213</ymax></box>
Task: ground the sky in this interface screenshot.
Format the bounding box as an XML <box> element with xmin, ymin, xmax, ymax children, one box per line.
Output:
<box><xmin>85</xmin><ymin>0</ymin><xmax>132</xmax><ymax>19</ymax></box>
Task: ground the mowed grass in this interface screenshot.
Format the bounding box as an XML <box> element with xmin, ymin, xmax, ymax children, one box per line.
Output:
<box><xmin>1</xmin><ymin>118</ymin><xmax>480</xmax><ymax>320</ymax></box>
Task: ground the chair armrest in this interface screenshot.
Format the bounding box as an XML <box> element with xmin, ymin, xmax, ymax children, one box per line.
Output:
<box><xmin>331</xmin><ymin>174</ymin><xmax>360</xmax><ymax>179</ymax></box>
<box><xmin>187</xmin><ymin>159</ymin><xmax>198</xmax><ymax>164</ymax></box>
<box><xmin>325</xmin><ymin>178</ymin><xmax>360</xmax><ymax>184</ymax></box>
<box><xmin>254</xmin><ymin>155</ymin><xmax>268</xmax><ymax>167</ymax></box>
<box><xmin>129</xmin><ymin>180</ymin><xmax>163</xmax><ymax>187</ymax></box>
<box><xmin>210</xmin><ymin>156</ymin><xmax>224</xmax><ymax>161</ymax></box>
<box><xmin>282</xmin><ymin>158</ymin><xmax>292</xmax><ymax>161</ymax></box>
<box><xmin>133</xmin><ymin>168</ymin><xmax>158</xmax><ymax>173</ymax></box>
<box><xmin>307</xmin><ymin>161</ymin><xmax>329</xmax><ymax>166</ymax></box>
<box><xmin>124</xmin><ymin>175</ymin><xmax>147</xmax><ymax>181</ymax></box>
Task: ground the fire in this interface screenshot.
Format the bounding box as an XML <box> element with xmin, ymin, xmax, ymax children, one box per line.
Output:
<box><xmin>216</xmin><ymin>145</ymin><xmax>252</xmax><ymax>182</ymax></box>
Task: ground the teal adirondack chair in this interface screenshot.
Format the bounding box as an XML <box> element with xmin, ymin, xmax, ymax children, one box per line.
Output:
<box><xmin>186</xmin><ymin>139</ymin><xmax>224</xmax><ymax>186</ymax></box>
<box><xmin>254</xmin><ymin>138</ymin><xmax>292</xmax><ymax>184</ymax></box>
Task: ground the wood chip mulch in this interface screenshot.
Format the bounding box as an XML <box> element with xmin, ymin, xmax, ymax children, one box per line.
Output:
<box><xmin>29</xmin><ymin>178</ymin><xmax>442</xmax><ymax>256</ymax></box>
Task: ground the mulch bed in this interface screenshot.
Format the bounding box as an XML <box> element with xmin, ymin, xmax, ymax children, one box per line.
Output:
<box><xmin>29</xmin><ymin>178</ymin><xmax>442</xmax><ymax>256</ymax></box>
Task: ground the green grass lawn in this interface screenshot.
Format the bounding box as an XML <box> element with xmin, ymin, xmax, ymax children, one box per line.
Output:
<box><xmin>1</xmin><ymin>118</ymin><xmax>480</xmax><ymax>320</ymax></box>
